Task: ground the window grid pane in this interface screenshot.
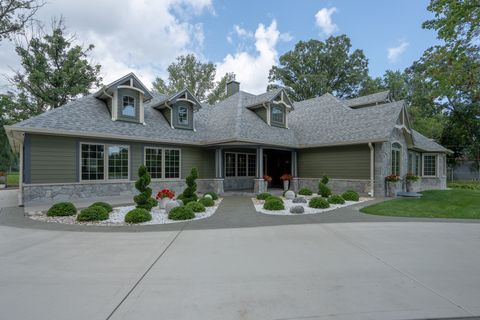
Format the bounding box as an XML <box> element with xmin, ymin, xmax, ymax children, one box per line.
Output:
<box><xmin>225</xmin><ymin>153</ymin><xmax>236</xmax><ymax>177</ymax></box>
<box><xmin>145</xmin><ymin>148</ymin><xmax>162</xmax><ymax>179</ymax></box>
<box><xmin>122</xmin><ymin>96</ymin><xmax>135</xmax><ymax>117</ymax></box>
<box><xmin>248</xmin><ymin>154</ymin><xmax>256</xmax><ymax>177</ymax></box>
<box><xmin>237</xmin><ymin>154</ymin><xmax>247</xmax><ymax>177</ymax></box>
<box><xmin>271</xmin><ymin>105</ymin><xmax>284</xmax><ymax>124</ymax></box>
<box><xmin>81</xmin><ymin>144</ymin><xmax>104</xmax><ymax>180</ymax></box>
<box><xmin>423</xmin><ymin>155</ymin><xmax>436</xmax><ymax>176</ymax></box>
<box><xmin>165</xmin><ymin>149</ymin><xmax>180</xmax><ymax>179</ymax></box>
<box><xmin>391</xmin><ymin>150</ymin><xmax>400</xmax><ymax>176</ymax></box>
<box><xmin>108</xmin><ymin>146</ymin><xmax>129</xmax><ymax>180</ymax></box>
<box><xmin>178</xmin><ymin>106</ymin><xmax>188</xmax><ymax>125</ymax></box>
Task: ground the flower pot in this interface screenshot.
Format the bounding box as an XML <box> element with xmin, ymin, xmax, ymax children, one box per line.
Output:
<box><xmin>158</xmin><ymin>197</ymin><xmax>169</xmax><ymax>209</ymax></box>
<box><xmin>406</xmin><ymin>180</ymin><xmax>419</xmax><ymax>192</ymax></box>
<box><xmin>387</xmin><ymin>181</ymin><xmax>401</xmax><ymax>197</ymax></box>
<box><xmin>283</xmin><ymin>180</ymin><xmax>289</xmax><ymax>191</ymax></box>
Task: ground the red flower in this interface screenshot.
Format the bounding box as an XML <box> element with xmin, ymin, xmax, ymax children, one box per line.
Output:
<box><xmin>385</xmin><ymin>175</ymin><xmax>401</xmax><ymax>182</ymax></box>
<box><xmin>280</xmin><ymin>174</ymin><xmax>292</xmax><ymax>181</ymax></box>
<box><xmin>156</xmin><ymin>189</ymin><xmax>175</xmax><ymax>199</ymax></box>
<box><xmin>263</xmin><ymin>175</ymin><xmax>272</xmax><ymax>182</ymax></box>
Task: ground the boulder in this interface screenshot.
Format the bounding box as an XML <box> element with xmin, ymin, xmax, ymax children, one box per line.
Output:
<box><xmin>290</xmin><ymin>205</ymin><xmax>305</xmax><ymax>214</ymax></box>
<box><xmin>292</xmin><ymin>197</ymin><xmax>307</xmax><ymax>204</ymax></box>
<box><xmin>284</xmin><ymin>190</ymin><xmax>296</xmax><ymax>200</ymax></box>
<box><xmin>165</xmin><ymin>200</ymin><xmax>180</xmax><ymax>213</ymax></box>
<box><xmin>204</xmin><ymin>194</ymin><xmax>213</xmax><ymax>200</ymax></box>
<box><xmin>176</xmin><ymin>199</ymin><xmax>184</xmax><ymax>206</ymax></box>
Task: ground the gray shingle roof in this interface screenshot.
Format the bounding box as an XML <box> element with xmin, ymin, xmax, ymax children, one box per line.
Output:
<box><xmin>412</xmin><ymin>129</ymin><xmax>451</xmax><ymax>153</ymax></box>
<box><xmin>244</xmin><ymin>88</ymin><xmax>283</xmax><ymax>108</ymax></box>
<box><xmin>344</xmin><ymin>91</ymin><xmax>390</xmax><ymax>108</ymax></box>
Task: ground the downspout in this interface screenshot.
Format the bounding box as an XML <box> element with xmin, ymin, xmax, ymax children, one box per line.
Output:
<box><xmin>368</xmin><ymin>143</ymin><xmax>374</xmax><ymax>197</ymax></box>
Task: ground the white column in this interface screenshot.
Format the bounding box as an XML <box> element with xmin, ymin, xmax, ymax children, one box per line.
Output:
<box><xmin>18</xmin><ymin>140</ymin><xmax>23</xmax><ymax>206</ymax></box>
<box><xmin>215</xmin><ymin>148</ymin><xmax>223</xmax><ymax>178</ymax></box>
<box><xmin>257</xmin><ymin>147</ymin><xmax>264</xmax><ymax>178</ymax></box>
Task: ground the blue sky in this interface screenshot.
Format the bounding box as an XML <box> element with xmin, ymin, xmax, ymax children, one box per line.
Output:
<box><xmin>0</xmin><ymin>0</ymin><xmax>440</xmax><ymax>94</ymax></box>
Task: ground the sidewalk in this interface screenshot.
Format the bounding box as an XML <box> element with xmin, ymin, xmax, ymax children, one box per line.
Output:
<box><xmin>0</xmin><ymin>189</ymin><xmax>18</xmax><ymax>208</ymax></box>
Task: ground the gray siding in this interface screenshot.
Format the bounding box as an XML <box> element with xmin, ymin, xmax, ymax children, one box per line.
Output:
<box><xmin>254</xmin><ymin>108</ymin><xmax>267</xmax><ymax>123</ymax></box>
<box><xmin>298</xmin><ymin>144</ymin><xmax>370</xmax><ymax>179</ymax></box>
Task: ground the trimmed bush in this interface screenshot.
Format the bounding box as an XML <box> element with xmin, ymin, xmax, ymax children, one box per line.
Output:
<box><xmin>186</xmin><ymin>201</ymin><xmax>206</xmax><ymax>213</ymax></box>
<box><xmin>321</xmin><ymin>175</ymin><xmax>329</xmax><ymax>185</ymax></box>
<box><xmin>47</xmin><ymin>202</ymin><xmax>77</xmax><ymax>216</ymax></box>
<box><xmin>198</xmin><ymin>197</ymin><xmax>215</xmax><ymax>207</ymax></box>
<box><xmin>266</xmin><ymin>195</ymin><xmax>283</xmax><ymax>202</ymax></box>
<box><xmin>89</xmin><ymin>202</ymin><xmax>113</xmax><ymax>213</ymax></box>
<box><xmin>298</xmin><ymin>187</ymin><xmax>313</xmax><ymax>196</ymax></box>
<box><xmin>125</xmin><ymin>208</ymin><xmax>152</xmax><ymax>223</ymax></box>
<box><xmin>318</xmin><ymin>183</ymin><xmax>332</xmax><ymax>197</ymax></box>
<box><xmin>133</xmin><ymin>166</ymin><xmax>158</xmax><ymax>210</ymax></box>
<box><xmin>342</xmin><ymin>190</ymin><xmax>360</xmax><ymax>201</ymax></box>
<box><xmin>77</xmin><ymin>206</ymin><xmax>109</xmax><ymax>222</ymax></box>
<box><xmin>204</xmin><ymin>191</ymin><xmax>219</xmax><ymax>200</ymax></box>
<box><xmin>309</xmin><ymin>197</ymin><xmax>330</xmax><ymax>209</ymax></box>
<box><xmin>178</xmin><ymin>168</ymin><xmax>198</xmax><ymax>205</ymax></box>
<box><xmin>328</xmin><ymin>194</ymin><xmax>345</xmax><ymax>205</ymax></box>
<box><xmin>168</xmin><ymin>206</ymin><xmax>195</xmax><ymax>220</ymax></box>
<box><xmin>256</xmin><ymin>192</ymin><xmax>271</xmax><ymax>200</ymax></box>
<box><xmin>263</xmin><ymin>199</ymin><xmax>285</xmax><ymax>210</ymax></box>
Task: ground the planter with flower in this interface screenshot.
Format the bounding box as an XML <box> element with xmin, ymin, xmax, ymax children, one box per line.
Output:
<box><xmin>280</xmin><ymin>174</ymin><xmax>292</xmax><ymax>191</ymax></box>
<box><xmin>385</xmin><ymin>175</ymin><xmax>402</xmax><ymax>197</ymax></box>
<box><xmin>405</xmin><ymin>173</ymin><xmax>420</xmax><ymax>192</ymax></box>
<box><xmin>156</xmin><ymin>189</ymin><xmax>175</xmax><ymax>209</ymax></box>
<box><xmin>263</xmin><ymin>175</ymin><xmax>272</xmax><ymax>192</ymax></box>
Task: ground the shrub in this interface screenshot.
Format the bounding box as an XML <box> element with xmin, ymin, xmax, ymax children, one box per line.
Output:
<box><xmin>328</xmin><ymin>195</ymin><xmax>345</xmax><ymax>205</ymax></box>
<box><xmin>256</xmin><ymin>192</ymin><xmax>271</xmax><ymax>200</ymax></box>
<box><xmin>133</xmin><ymin>166</ymin><xmax>158</xmax><ymax>210</ymax></box>
<box><xmin>168</xmin><ymin>206</ymin><xmax>195</xmax><ymax>220</ymax></box>
<box><xmin>266</xmin><ymin>195</ymin><xmax>283</xmax><ymax>202</ymax></box>
<box><xmin>318</xmin><ymin>183</ymin><xmax>332</xmax><ymax>197</ymax></box>
<box><xmin>263</xmin><ymin>199</ymin><xmax>285</xmax><ymax>210</ymax></box>
<box><xmin>77</xmin><ymin>206</ymin><xmax>109</xmax><ymax>222</ymax></box>
<box><xmin>205</xmin><ymin>191</ymin><xmax>219</xmax><ymax>200</ymax></box>
<box><xmin>448</xmin><ymin>182</ymin><xmax>480</xmax><ymax>190</ymax></box>
<box><xmin>178</xmin><ymin>168</ymin><xmax>198</xmax><ymax>205</ymax></box>
<box><xmin>405</xmin><ymin>174</ymin><xmax>419</xmax><ymax>182</ymax></box>
<box><xmin>342</xmin><ymin>190</ymin><xmax>360</xmax><ymax>201</ymax></box>
<box><xmin>186</xmin><ymin>201</ymin><xmax>206</xmax><ymax>213</ymax></box>
<box><xmin>198</xmin><ymin>197</ymin><xmax>215</xmax><ymax>207</ymax></box>
<box><xmin>89</xmin><ymin>202</ymin><xmax>113</xmax><ymax>213</ymax></box>
<box><xmin>321</xmin><ymin>175</ymin><xmax>329</xmax><ymax>185</ymax></box>
<box><xmin>125</xmin><ymin>208</ymin><xmax>152</xmax><ymax>223</ymax></box>
<box><xmin>309</xmin><ymin>197</ymin><xmax>330</xmax><ymax>209</ymax></box>
<box><xmin>298</xmin><ymin>187</ymin><xmax>313</xmax><ymax>196</ymax></box>
<box><xmin>47</xmin><ymin>202</ymin><xmax>77</xmax><ymax>216</ymax></box>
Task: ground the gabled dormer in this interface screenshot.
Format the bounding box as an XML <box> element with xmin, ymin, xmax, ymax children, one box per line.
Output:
<box><xmin>152</xmin><ymin>88</ymin><xmax>202</xmax><ymax>131</ymax></box>
<box><xmin>395</xmin><ymin>103</ymin><xmax>414</xmax><ymax>147</ymax></box>
<box><xmin>246</xmin><ymin>88</ymin><xmax>294</xmax><ymax>128</ymax></box>
<box><xmin>95</xmin><ymin>73</ymin><xmax>153</xmax><ymax>124</ymax></box>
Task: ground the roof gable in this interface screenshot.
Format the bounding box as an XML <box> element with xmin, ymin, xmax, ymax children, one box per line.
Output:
<box><xmin>95</xmin><ymin>73</ymin><xmax>153</xmax><ymax>101</ymax></box>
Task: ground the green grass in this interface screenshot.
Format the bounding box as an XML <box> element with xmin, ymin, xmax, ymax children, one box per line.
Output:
<box><xmin>6</xmin><ymin>173</ymin><xmax>19</xmax><ymax>186</ymax></box>
<box><xmin>361</xmin><ymin>190</ymin><xmax>480</xmax><ymax>219</ymax></box>
<box><xmin>448</xmin><ymin>180</ymin><xmax>480</xmax><ymax>190</ymax></box>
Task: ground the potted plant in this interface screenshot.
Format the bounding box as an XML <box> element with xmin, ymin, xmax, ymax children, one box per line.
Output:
<box><xmin>385</xmin><ymin>174</ymin><xmax>401</xmax><ymax>197</ymax></box>
<box><xmin>405</xmin><ymin>173</ymin><xmax>420</xmax><ymax>192</ymax></box>
<box><xmin>263</xmin><ymin>175</ymin><xmax>272</xmax><ymax>192</ymax></box>
<box><xmin>280</xmin><ymin>174</ymin><xmax>292</xmax><ymax>191</ymax></box>
<box><xmin>156</xmin><ymin>189</ymin><xmax>175</xmax><ymax>209</ymax></box>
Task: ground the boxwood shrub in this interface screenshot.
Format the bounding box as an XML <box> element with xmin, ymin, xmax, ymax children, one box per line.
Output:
<box><xmin>89</xmin><ymin>202</ymin><xmax>113</xmax><ymax>213</ymax></box>
<box><xmin>266</xmin><ymin>195</ymin><xmax>283</xmax><ymax>202</ymax></box>
<box><xmin>342</xmin><ymin>190</ymin><xmax>360</xmax><ymax>201</ymax></box>
<box><xmin>318</xmin><ymin>183</ymin><xmax>332</xmax><ymax>197</ymax></box>
<box><xmin>125</xmin><ymin>208</ymin><xmax>152</xmax><ymax>223</ymax></box>
<box><xmin>263</xmin><ymin>198</ymin><xmax>285</xmax><ymax>210</ymax></box>
<box><xmin>186</xmin><ymin>201</ymin><xmax>206</xmax><ymax>213</ymax></box>
<box><xmin>204</xmin><ymin>192</ymin><xmax>219</xmax><ymax>200</ymax></box>
<box><xmin>168</xmin><ymin>206</ymin><xmax>195</xmax><ymax>220</ymax></box>
<box><xmin>328</xmin><ymin>194</ymin><xmax>345</xmax><ymax>205</ymax></box>
<box><xmin>198</xmin><ymin>197</ymin><xmax>215</xmax><ymax>207</ymax></box>
<box><xmin>77</xmin><ymin>206</ymin><xmax>109</xmax><ymax>222</ymax></box>
<box><xmin>309</xmin><ymin>197</ymin><xmax>330</xmax><ymax>209</ymax></box>
<box><xmin>298</xmin><ymin>187</ymin><xmax>313</xmax><ymax>196</ymax></box>
<box><xmin>47</xmin><ymin>202</ymin><xmax>77</xmax><ymax>216</ymax></box>
<box><xmin>256</xmin><ymin>192</ymin><xmax>271</xmax><ymax>200</ymax></box>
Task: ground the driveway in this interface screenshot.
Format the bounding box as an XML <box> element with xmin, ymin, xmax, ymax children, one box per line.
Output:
<box><xmin>0</xmin><ymin>188</ymin><xmax>18</xmax><ymax>208</ymax></box>
<box><xmin>1</xmin><ymin>197</ymin><xmax>480</xmax><ymax>320</ymax></box>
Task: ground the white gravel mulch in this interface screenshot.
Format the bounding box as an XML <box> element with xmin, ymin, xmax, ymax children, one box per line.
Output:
<box><xmin>252</xmin><ymin>196</ymin><xmax>371</xmax><ymax>215</ymax></box>
<box><xmin>28</xmin><ymin>198</ymin><xmax>223</xmax><ymax>226</ymax></box>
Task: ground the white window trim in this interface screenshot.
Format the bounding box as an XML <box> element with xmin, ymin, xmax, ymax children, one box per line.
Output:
<box><xmin>391</xmin><ymin>142</ymin><xmax>402</xmax><ymax>176</ymax></box>
<box><xmin>143</xmin><ymin>146</ymin><xmax>182</xmax><ymax>181</ymax></box>
<box><xmin>224</xmin><ymin>152</ymin><xmax>256</xmax><ymax>178</ymax></box>
<box><xmin>422</xmin><ymin>153</ymin><xmax>438</xmax><ymax>178</ymax></box>
<box><xmin>177</xmin><ymin>105</ymin><xmax>189</xmax><ymax>126</ymax></box>
<box><xmin>121</xmin><ymin>95</ymin><xmax>136</xmax><ymax>117</ymax></box>
<box><xmin>79</xmin><ymin>142</ymin><xmax>131</xmax><ymax>182</ymax></box>
<box><xmin>271</xmin><ymin>104</ymin><xmax>285</xmax><ymax>125</ymax></box>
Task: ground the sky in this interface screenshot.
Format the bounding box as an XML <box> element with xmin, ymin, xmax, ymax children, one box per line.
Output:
<box><xmin>0</xmin><ymin>0</ymin><xmax>441</xmax><ymax>95</ymax></box>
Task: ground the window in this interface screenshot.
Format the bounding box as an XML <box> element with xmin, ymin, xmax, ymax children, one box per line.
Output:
<box><xmin>81</xmin><ymin>143</ymin><xmax>129</xmax><ymax>181</ymax></box>
<box><xmin>423</xmin><ymin>154</ymin><xmax>437</xmax><ymax>177</ymax></box>
<box><xmin>122</xmin><ymin>96</ymin><xmax>135</xmax><ymax>117</ymax></box>
<box><xmin>165</xmin><ymin>149</ymin><xmax>180</xmax><ymax>178</ymax></box>
<box><xmin>225</xmin><ymin>153</ymin><xmax>236</xmax><ymax>177</ymax></box>
<box><xmin>408</xmin><ymin>151</ymin><xmax>421</xmax><ymax>176</ymax></box>
<box><xmin>178</xmin><ymin>106</ymin><xmax>188</xmax><ymax>125</ymax></box>
<box><xmin>271</xmin><ymin>104</ymin><xmax>285</xmax><ymax>125</ymax></box>
<box><xmin>145</xmin><ymin>147</ymin><xmax>162</xmax><ymax>179</ymax></box>
<box><xmin>391</xmin><ymin>142</ymin><xmax>401</xmax><ymax>176</ymax></box>
<box><xmin>408</xmin><ymin>152</ymin><xmax>413</xmax><ymax>174</ymax></box>
<box><xmin>225</xmin><ymin>152</ymin><xmax>256</xmax><ymax>177</ymax></box>
<box><xmin>108</xmin><ymin>146</ymin><xmax>129</xmax><ymax>180</ymax></box>
<box><xmin>415</xmin><ymin>154</ymin><xmax>421</xmax><ymax>176</ymax></box>
<box><xmin>248</xmin><ymin>154</ymin><xmax>257</xmax><ymax>177</ymax></box>
<box><xmin>144</xmin><ymin>147</ymin><xmax>181</xmax><ymax>179</ymax></box>
<box><xmin>81</xmin><ymin>143</ymin><xmax>104</xmax><ymax>180</ymax></box>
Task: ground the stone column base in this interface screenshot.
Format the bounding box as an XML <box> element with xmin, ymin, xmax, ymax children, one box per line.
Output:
<box><xmin>291</xmin><ymin>177</ymin><xmax>299</xmax><ymax>192</ymax></box>
<box><xmin>254</xmin><ymin>179</ymin><xmax>267</xmax><ymax>193</ymax></box>
<box><xmin>212</xmin><ymin>179</ymin><xmax>224</xmax><ymax>195</ymax></box>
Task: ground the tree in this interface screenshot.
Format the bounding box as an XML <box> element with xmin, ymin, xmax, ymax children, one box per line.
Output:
<box><xmin>152</xmin><ymin>54</ymin><xmax>236</xmax><ymax>104</ymax></box>
<box><xmin>268</xmin><ymin>35</ymin><xmax>369</xmax><ymax>100</ymax></box>
<box><xmin>0</xmin><ymin>0</ymin><xmax>44</xmax><ymax>41</ymax></box>
<box><xmin>12</xmin><ymin>19</ymin><xmax>102</xmax><ymax>111</ymax></box>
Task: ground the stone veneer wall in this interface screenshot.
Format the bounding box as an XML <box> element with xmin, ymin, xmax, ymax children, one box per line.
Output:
<box><xmin>295</xmin><ymin>178</ymin><xmax>372</xmax><ymax>195</ymax></box>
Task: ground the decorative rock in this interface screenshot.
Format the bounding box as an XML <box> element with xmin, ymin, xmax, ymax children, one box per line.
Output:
<box><xmin>290</xmin><ymin>205</ymin><xmax>305</xmax><ymax>214</ymax></box>
<box><xmin>284</xmin><ymin>190</ymin><xmax>296</xmax><ymax>200</ymax></box>
<box><xmin>176</xmin><ymin>199</ymin><xmax>184</xmax><ymax>206</ymax></box>
<box><xmin>204</xmin><ymin>194</ymin><xmax>213</xmax><ymax>200</ymax></box>
<box><xmin>165</xmin><ymin>200</ymin><xmax>180</xmax><ymax>213</ymax></box>
<box><xmin>292</xmin><ymin>197</ymin><xmax>307</xmax><ymax>204</ymax></box>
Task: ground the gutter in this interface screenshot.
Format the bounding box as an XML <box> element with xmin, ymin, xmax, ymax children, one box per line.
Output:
<box><xmin>368</xmin><ymin>142</ymin><xmax>374</xmax><ymax>197</ymax></box>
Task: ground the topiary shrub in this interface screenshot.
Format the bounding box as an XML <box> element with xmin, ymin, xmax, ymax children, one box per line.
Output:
<box><xmin>186</xmin><ymin>201</ymin><xmax>206</xmax><ymax>213</ymax></box>
<box><xmin>263</xmin><ymin>198</ymin><xmax>285</xmax><ymax>210</ymax></box>
<box><xmin>342</xmin><ymin>190</ymin><xmax>360</xmax><ymax>201</ymax></box>
<box><xmin>178</xmin><ymin>168</ymin><xmax>198</xmax><ymax>205</ymax></box>
<box><xmin>298</xmin><ymin>187</ymin><xmax>313</xmax><ymax>196</ymax></box>
<box><xmin>328</xmin><ymin>194</ymin><xmax>345</xmax><ymax>205</ymax></box>
<box><xmin>47</xmin><ymin>202</ymin><xmax>77</xmax><ymax>216</ymax></box>
<box><xmin>318</xmin><ymin>183</ymin><xmax>332</xmax><ymax>197</ymax></box>
<box><xmin>256</xmin><ymin>192</ymin><xmax>271</xmax><ymax>200</ymax></box>
<box><xmin>309</xmin><ymin>197</ymin><xmax>330</xmax><ymax>209</ymax></box>
<box><xmin>133</xmin><ymin>166</ymin><xmax>157</xmax><ymax>210</ymax></box>
<box><xmin>198</xmin><ymin>197</ymin><xmax>215</xmax><ymax>207</ymax></box>
<box><xmin>321</xmin><ymin>175</ymin><xmax>329</xmax><ymax>185</ymax></box>
<box><xmin>168</xmin><ymin>206</ymin><xmax>195</xmax><ymax>220</ymax></box>
<box><xmin>77</xmin><ymin>206</ymin><xmax>109</xmax><ymax>222</ymax></box>
<box><xmin>89</xmin><ymin>202</ymin><xmax>113</xmax><ymax>213</ymax></box>
<box><xmin>125</xmin><ymin>208</ymin><xmax>152</xmax><ymax>223</ymax></box>
<box><xmin>266</xmin><ymin>195</ymin><xmax>283</xmax><ymax>202</ymax></box>
<box><xmin>204</xmin><ymin>191</ymin><xmax>219</xmax><ymax>200</ymax></box>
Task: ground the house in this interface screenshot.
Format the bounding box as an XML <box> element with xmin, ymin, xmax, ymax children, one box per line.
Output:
<box><xmin>5</xmin><ymin>73</ymin><xmax>451</xmax><ymax>206</ymax></box>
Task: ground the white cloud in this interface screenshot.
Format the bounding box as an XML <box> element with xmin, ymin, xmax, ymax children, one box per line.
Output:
<box><xmin>315</xmin><ymin>7</ymin><xmax>339</xmax><ymax>36</ymax></box>
<box><xmin>233</xmin><ymin>25</ymin><xmax>253</xmax><ymax>38</ymax></box>
<box><xmin>216</xmin><ymin>20</ymin><xmax>287</xmax><ymax>94</ymax></box>
<box><xmin>387</xmin><ymin>40</ymin><xmax>409</xmax><ymax>63</ymax></box>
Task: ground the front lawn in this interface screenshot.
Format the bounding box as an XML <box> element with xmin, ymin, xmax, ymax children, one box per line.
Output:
<box><xmin>361</xmin><ymin>190</ymin><xmax>480</xmax><ymax>219</ymax></box>
<box><xmin>6</xmin><ymin>173</ymin><xmax>19</xmax><ymax>186</ymax></box>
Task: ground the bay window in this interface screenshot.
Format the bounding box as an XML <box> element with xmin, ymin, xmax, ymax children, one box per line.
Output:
<box><xmin>422</xmin><ymin>154</ymin><xmax>437</xmax><ymax>177</ymax></box>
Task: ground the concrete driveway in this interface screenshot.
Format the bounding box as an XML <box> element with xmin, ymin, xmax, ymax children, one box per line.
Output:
<box><xmin>1</xmin><ymin>199</ymin><xmax>480</xmax><ymax>319</ymax></box>
<box><xmin>0</xmin><ymin>188</ymin><xmax>18</xmax><ymax>208</ymax></box>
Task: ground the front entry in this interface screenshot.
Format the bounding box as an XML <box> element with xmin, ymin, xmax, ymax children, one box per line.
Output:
<box><xmin>263</xmin><ymin>149</ymin><xmax>292</xmax><ymax>188</ymax></box>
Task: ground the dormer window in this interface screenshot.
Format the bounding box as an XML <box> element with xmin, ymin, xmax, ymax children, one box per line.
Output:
<box><xmin>178</xmin><ymin>106</ymin><xmax>188</xmax><ymax>125</ymax></box>
<box><xmin>271</xmin><ymin>104</ymin><xmax>285</xmax><ymax>126</ymax></box>
<box><xmin>122</xmin><ymin>95</ymin><xmax>136</xmax><ymax>117</ymax></box>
